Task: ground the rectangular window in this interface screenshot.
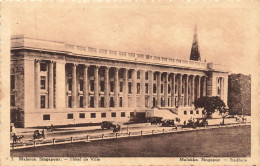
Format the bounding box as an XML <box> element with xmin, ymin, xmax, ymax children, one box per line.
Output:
<box><xmin>40</xmin><ymin>63</ymin><xmax>47</xmax><ymax>71</ymax></box>
<box><xmin>111</xmin><ymin>112</ymin><xmax>116</xmax><ymax>117</ymax></box>
<box><xmin>101</xmin><ymin>113</ymin><xmax>106</xmax><ymax>118</ymax></box>
<box><xmin>80</xmin><ymin>79</ymin><xmax>83</xmax><ymax>91</ymax></box>
<box><xmin>190</xmin><ymin>110</ymin><xmax>193</xmax><ymax>114</ymax></box>
<box><xmin>41</xmin><ymin>76</ymin><xmax>46</xmax><ymax>89</ymax></box>
<box><xmin>100</xmin><ymin>81</ymin><xmax>105</xmax><ymax>92</ymax></box>
<box><xmin>68</xmin><ymin>79</ymin><xmax>72</xmax><ymax>91</ymax></box>
<box><xmin>120</xmin><ymin>82</ymin><xmax>123</xmax><ymax>92</ymax></box>
<box><xmin>40</xmin><ymin>95</ymin><xmax>46</xmax><ymax>109</ymax></box>
<box><xmin>90</xmin><ymin>80</ymin><xmax>94</xmax><ymax>91</ymax></box>
<box><xmin>153</xmin><ymin>84</ymin><xmax>156</xmax><ymax>93</ymax></box>
<box><xmin>153</xmin><ymin>73</ymin><xmax>156</xmax><ymax>81</ymax></box>
<box><xmin>67</xmin><ymin>113</ymin><xmax>73</xmax><ymax>119</ymax></box>
<box><xmin>68</xmin><ymin>96</ymin><xmax>72</xmax><ymax>108</ymax></box>
<box><xmin>121</xmin><ymin>112</ymin><xmax>125</xmax><ymax>117</ymax></box>
<box><xmin>100</xmin><ymin>97</ymin><xmax>104</xmax><ymax>107</ymax></box>
<box><xmin>145</xmin><ymin>83</ymin><xmax>148</xmax><ymax>94</ymax></box>
<box><xmin>10</xmin><ymin>95</ymin><xmax>15</xmax><ymax>106</ymax></box>
<box><xmin>196</xmin><ymin>110</ymin><xmax>199</xmax><ymax>114</ymax></box>
<box><xmin>110</xmin><ymin>97</ymin><xmax>114</xmax><ymax>107</ymax></box>
<box><xmin>79</xmin><ymin>96</ymin><xmax>83</xmax><ymax>108</ymax></box>
<box><xmin>91</xmin><ymin>113</ymin><xmax>96</xmax><ymax>118</ymax></box>
<box><xmin>128</xmin><ymin>82</ymin><xmax>132</xmax><ymax>93</ymax></box>
<box><xmin>161</xmin><ymin>76</ymin><xmax>163</xmax><ymax>81</ymax></box>
<box><xmin>130</xmin><ymin>112</ymin><xmax>134</xmax><ymax>118</ymax></box>
<box><xmin>128</xmin><ymin>71</ymin><xmax>132</xmax><ymax>79</ymax></box>
<box><xmin>90</xmin><ymin>96</ymin><xmax>94</xmax><ymax>108</ymax></box>
<box><xmin>43</xmin><ymin>114</ymin><xmax>50</xmax><ymax>120</ymax></box>
<box><xmin>184</xmin><ymin>111</ymin><xmax>187</xmax><ymax>115</ymax></box>
<box><xmin>110</xmin><ymin>82</ymin><xmax>114</xmax><ymax>92</ymax></box>
<box><xmin>11</xmin><ymin>75</ymin><xmax>15</xmax><ymax>90</ymax></box>
<box><xmin>137</xmin><ymin>71</ymin><xmax>140</xmax><ymax>79</ymax></box>
<box><xmin>153</xmin><ymin>97</ymin><xmax>156</xmax><ymax>107</ymax></box>
<box><xmin>137</xmin><ymin>83</ymin><xmax>140</xmax><ymax>94</ymax></box>
<box><xmin>161</xmin><ymin>84</ymin><xmax>163</xmax><ymax>93</ymax></box>
<box><xmin>182</xmin><ymin>84</ymin><xmax>184</xmax><ymax>94</ymax></box>
<box><xmin>145</xmin><ymin>72</ymin><xmax>148</xmax><ymax>80</ymax></box>
<box><xmin>119</xmin><ymin>97</ymin><xmax>123</xmax><ymax>107</ymax></box>
<box><xmin>168</xmin><ymin>84</ymin><xmax>171</xmax><ymax>94</ymax></box>
<box><xmin>175</xmin><ymin>84</ymin><xmax>178</xmax><ymax>94</ymax></box>
<box><xmin>79</xmin><ymin>113</ymin><xmax>85</xmax><ymax>118</ymax></box>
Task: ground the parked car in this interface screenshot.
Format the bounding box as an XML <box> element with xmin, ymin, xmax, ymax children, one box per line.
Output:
<box><xmin>161</xmin><ymin>119</ymin><xmax>177</xmax><ymax>128</ymax></box>
<box><xmin>194</xmin><ymin>118</ymin><xmax>208</xmax><ymax>127</ymax></box>
<box><xmin>183</xmin><ymin>119</ymin><xmax>196</xmax><ymax>129</ymax></box>
<box><xmin>101</xmin><ymin>121</ymin><xmax>116</xmax><ymax>130</ymax></box>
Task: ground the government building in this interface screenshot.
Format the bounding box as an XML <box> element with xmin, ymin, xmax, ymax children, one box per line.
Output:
<box><xmin>10</xmin><ymin>28</ymin><xmax>229</xmax><ymax>127</ymax></box>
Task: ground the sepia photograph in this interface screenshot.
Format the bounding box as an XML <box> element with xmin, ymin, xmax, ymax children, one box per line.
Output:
<box><xmin>1</xmin><ymin>0</ymin><xmax>259</xmax><ymax>165</ymax></box>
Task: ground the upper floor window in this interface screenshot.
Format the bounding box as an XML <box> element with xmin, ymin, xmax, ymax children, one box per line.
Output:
<box><xmin>41</xmin><ymin>76</ymin><xmax>46</xmax><ymax>89</ymax></box>
<box><xmin>40</xmin><ymin>95</ymin><xmax>46</xmax><ymax>109</ymax></box>
<box><xmin>145</xmin><ymin>72</ymin><xmax>148</xmax><ymax>80</ymax></box>
<box><xmin>40</xmin><ymin>63</ymin><xmax>47</xmax><ymax>71</ymax></box>
<box><xmin>10</xmin><ymin>95</ymin><xmax>15</xmax><ymax>106</ymax></box>
<box><xmin>68</xmin><ymin>78</ymin><xmax>72</xmax><ymax>91</ymax></box>
<box><xmin>137</xmin><ymin>71</ymin><xmax>140</xmax><ymax>79</ymax></box>
<box><xmin>79</xmin><ymin>79</ymin><xmax>83</xmax><ymax>91</ymax></box>
<box><xmin>90</xmin><ymin>80</ymin><xmax>94</xmax><ymax>92</ymax></box>
<box><xmin>10</xmin><ymin>75</ymin><xmax>15</xmax><ymax>90</ymax></box>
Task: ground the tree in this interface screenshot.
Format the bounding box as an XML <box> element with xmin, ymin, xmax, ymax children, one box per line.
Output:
<box><xmin>194</xmin><ymin>96</ymin><xmax>227</xmax><ymax>123</ymax></box>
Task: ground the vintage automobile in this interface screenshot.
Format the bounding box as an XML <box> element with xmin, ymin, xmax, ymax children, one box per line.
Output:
<box><xmin>161</xmin><ymin>119</ymin><xmax>177</xmax><ymax>128</ymax></box>
<box><xmin>194</xmin><ymin>118</ymin><xmax>208</xmax><ymax>127</ymax></box>
<box><xmin>101</xmin><ymin>121</ymin><xmax>116</xmax><ymax>130</ymax></box>
<box><xmin>183</xmin><ymin>119</ymin><xmax>196</xmax><ymax>129</ymax></box>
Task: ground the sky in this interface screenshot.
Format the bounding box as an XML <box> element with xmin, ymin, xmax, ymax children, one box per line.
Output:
<box><xmin>6</xmin><ymin>0</ymin><xmax>260</xmax><ymax>74</ymax></box>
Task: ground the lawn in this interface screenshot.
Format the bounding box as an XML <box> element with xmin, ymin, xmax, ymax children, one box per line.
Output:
<box><xmin>11</xmin><ymin>125</ymin><xmax>250</xmax><ymax>157</ymax></box>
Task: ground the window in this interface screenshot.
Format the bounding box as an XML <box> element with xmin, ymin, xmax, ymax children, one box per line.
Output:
<box><xmin>120</xmin><ymin>82</ymin><xmax>123</xmax><ymax>92</ymax></box>
<box><xmin>68</xmin><ymin>79</ymin><xmax>72</xmax><ymax>91</ymax></box>
<box><xmin>11</xmin><ymin>75</ymin><xmax>15</xmax><ymax>90</ymax></box>
<box><xmin>111</xmin><ymin>112</ymin><xmax>116</xmax><ymax>117</ymax></box>
<box><xmin>91</xmin><ymin>113</ymin><xmax>96</xmax><ymax>118</ymax></box>
<box><xmin>80</xmin><ymin>79</ymin><xmax>83</xmax><ymax>91</ymax></box>
<box><xmin>10</xmin><ymin>95</ymin><xmax>15</xmax><ymax>106</ymax></box>
<box><xmin>79</xmin><ymin>96</ymin><xmax>83</xmax><ymax>108</ymax></box>
<box><xmin>161</xmin><ymin>75</ymin><xmax>163</xmax><ymax>81</ymax></box>
<box><xmin>161</xmin><ymin>84</ymin><xmax>163</xmax><ymax>93</ymax></box>
<box><xmin>68</xmin><ymin>96</ymin><xmax>72</xmax><ymax>108</ymax></box>
<box><xmin>182</xmin><ymin>84</ymin><xmax>184</xmax><ymax>94</ymax></box>
<box><xmin>145</xmin><ymin>83</ymin><xmax>148</xmax><ymax>94</ymax></box>
<box><xmin>128</xmin><ymin>82</ymin><xmax>132</xmax><ymax>93</ymax></box>
<box><xmin>153</xmin><ymin>73</ymin><xmax>156</xmax><ymax>81</ymax></box>
<box><xmin>100</xmin><ymin>81</ymin><xmax>105</xmax><ymax>92</ymax></box>
<box><xmin>40</xmin><ymin>95</ymin><xmax>46</xmax><ymax>109</ymax></box>
<box><xmin>130</xmin><ymin>112</ymin><xmax>134</xmax><ymax>117</ymax></box>
<box><xmin>90</xmin><ymin>80</ymin><xmax>94</xmax><ymax>91</ymax></box>
<box><xmin>153</xmin><ymin>84</ymin><xmax>156</xmax><ymax>93</ymax></box>
<box><xmin>137</xmin><ymin>71</ymin><xmax>140</xmax><ymax>79</ymax></box>
<box><xmin>100</xmin><ymin>97</ymin><xmax>104</xmax><ymax>107</ymax></box>
<box><xmin>79</xmin><ymin>113</ymin><xmax>85</xmax><ymax>118</ymax></box>
<box><xmin>119</xmin><ymin>97</ymin><xmax>123</xmax><ymax>107</ymax></box>
<box><xmin>190</xmin><ymin>110</ymin><xmax>193</xmax><ymax>114</ymax></box>
<box><xmin>101</xmin><ymin>113</ymin><xmax>106</xmax><ymax>118</ymax></box>
<box><xmin>196</xmin><ymin>110</ymin><xmax>199</xmax><ymax>114</ymax></box>
<box><xmin>67</xmin><ymin>113</ymin><xmax>73</xmax><ymax>119</ymax></box>
<box><xmin>110</xmin><ymin>97</ymin><xmax>114</xmax><ymax>107</ymax></box>
<box><xmin>90</xmin><ymin>96</ymin><xmax>94</xmax><ymax>108</ymax></box>
<box><xmin>110</xmin><ymin>82</ymin><xmax>114</xmax><ymax>92</ymax></box>
<box><xmin>43</xmin><ymin>114</ymin><xmax>50</xmax><ymax>120</ymax></box>
<box><xmin>184</xmin><ymin>111</ymin><xmax>187</xmax><ymax>115</ymax></box>
<box><xmin>168</xmin><ymin>85</ymin><xmax>171</xmax><ymax>94</ymax></box>
<box><xmin>153</xmin><ymin>97</ymin><xmax>156</xmax><ymax>107</ymax></box>
<box><xmin>41</xmin><ymin>76</ymin><xmax>46</xmax><ymax>89</ymax></box>
<box><xmin>175</xmin><ymin>84</ymin><xmax>178</xmax><ymax>94</ymax></box>
<box><xmin>145</xmin><ymin>72</ymin><xmax>148</xmax><ymax>80</ymax></box>
<box><xmin>137</xmin><ymin>83</ymin><xmax>140</xmax><ymax>94</ymax></box>
<box><xmin>121</xmin><ymin>112</ymin><xmax>125</xmax><ymax>117</ymax></box>
<box><xmin>40</xmin><ymin>63</ymin><xmax>47</xmax><ymax>71</ymax></box>
<box><xmin>128</xmin><ymin>71</ymin><xmax>132</xmax><ymax>79</ymax></box>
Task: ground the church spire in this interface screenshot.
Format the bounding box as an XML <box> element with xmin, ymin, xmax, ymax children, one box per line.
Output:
<box><xmin>190</xmin><ymin>24</ymin><xmax>201</xmax><ymax>61</ymax></box>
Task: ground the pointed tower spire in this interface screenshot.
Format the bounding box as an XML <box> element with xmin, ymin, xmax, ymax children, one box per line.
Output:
<box><xmin>190</xmin><ymin>24</ymin><xmax>201</xmax><ymax>61</ymax></box>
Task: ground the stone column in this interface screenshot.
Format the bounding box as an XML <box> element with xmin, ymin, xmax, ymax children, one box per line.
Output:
<box><xmin>156</xmin><ymin>72</ymin><xmax>161</xmax><ymax>107</ymax></box>
<box><xmin>94</xmin><ymin>66</ymin><xmax>99</xmax><ymax>108</ymax></box>
<box><xmin>83</xmin><ymin>65</ymin><xmax>89</xmax><ymax>108</ymax></box>
<box><xmin>203</xmin><ymin>76</ymin><xmax>207</xmax><ymax>96</ymax></box>
<box><xmin>164</xmin><ymin>73</ymin><xmax>168</xmax><ymax>107</ymax></box>
<box><xmin>178</xmin><ymin>74</ymin><xmax>182</xmax><ymax>107</ymax></box>
<box><xmin>123</xmin><ymin>68</ymin><xmax>128</xmax><ymax>107</ymax></box>
<box><xmin>48</xmin><ymin>61</ymin><xmax>54</xmax><ymax>108</ymax></box>
<box><xmin>72</xmin><ymin>64</ymin><xmax>77</xmax><ymax>108</ymax></box>
<box><xmin>185</xmin><ymin>75</ymin><xmax>189</xmax><ymax>107</ymax></box>
<box><xmin>148</xmin><ymin>71</ymin><xmax>153</xmax><ymax>108</ymax></box>
<box><xmin>171</xmin><ymin>74</ymin><xmax>175</xmax><ymax>107</ymax></box>
<box><xmin>191</xmin><ymin>75</ymin><xmax>195</xmax><ymax>106</ymax></box>
<box><xmin>104</xmin><ymin>67</ymin><xmax>110</xmax><ymax>108</ymax></box>
<box><xmin>131</xmin><ymin>69</ymin><xmax>137</xmax><ymax>108</ymax></box>
<box><xmin>140</xmin><ymin>70</ymin><xmax>145</xmax><ymax>107</ymax></box>
<box><xmin>114</xmin><ymin>68</ymin><xmax>119</xmax><ymax>107</ymax></box>
<box><xmin>197</xmin><ymin>76</ymin><xmax>201</xmax><ymax>100</ymax></box>
<box><xmin>35</xmin><ymin>59</ymin><xmax>40</xmax><ymax>109</ymax></box>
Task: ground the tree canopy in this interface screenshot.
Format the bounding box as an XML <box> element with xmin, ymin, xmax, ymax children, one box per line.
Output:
<box><xmin>194</xmin><ymin>96</ymin><xmax>226</xmax><ymax>118</ymax></box>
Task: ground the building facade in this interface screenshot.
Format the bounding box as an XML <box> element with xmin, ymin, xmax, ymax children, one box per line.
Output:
<box><xmin>10</xmin><ymin>35</ymin><xmax>229</xmax><ymax>127</ymax></box>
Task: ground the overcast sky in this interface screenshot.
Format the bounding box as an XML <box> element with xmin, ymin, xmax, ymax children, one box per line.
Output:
<box><xmin>7</xmin><ymin>1</ymin><xmax>260</xmax><ymax>74</ymax></box>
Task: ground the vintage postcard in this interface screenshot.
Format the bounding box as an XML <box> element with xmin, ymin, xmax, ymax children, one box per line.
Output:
<box><xmin>1</xmin><ymin>0</ymin><xmax>259</xmax><ymax>165</ymax></box>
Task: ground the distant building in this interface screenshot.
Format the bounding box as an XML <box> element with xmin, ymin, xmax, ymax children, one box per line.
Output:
<box><xmin>10</xmin><ymin>33</ymin><xmax>229</xmax><ymax>127</ymax></box>
<box><xmin>190</xmin><ymin>25</ymin><xmax>201</xmax><ymax>61</ymax></box>
<box><xmin>228</xmin><ymin>74</ymin><xmax>251</xmax><ymax>115</ymax></box>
